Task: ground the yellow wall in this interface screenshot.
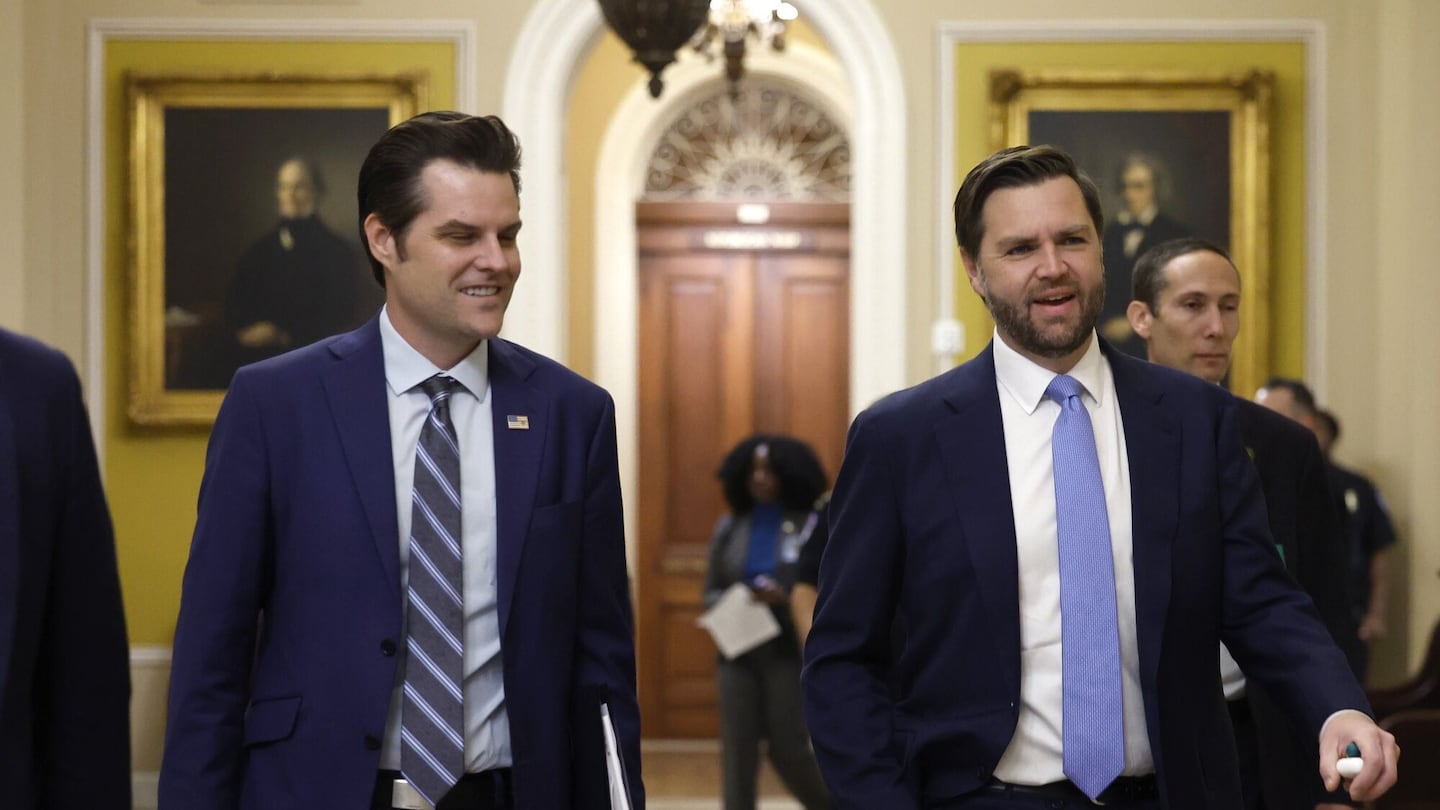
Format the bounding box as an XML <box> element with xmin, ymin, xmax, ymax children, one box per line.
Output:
<box><xmin>951</xmin><ymin>41</ymin><xmax>1307</xmax><ymax>378</ymax></box>
<box><xmin>103</xmin><ymin>39</ymin><xmax>456</xmax><ymax>645</ymax></box>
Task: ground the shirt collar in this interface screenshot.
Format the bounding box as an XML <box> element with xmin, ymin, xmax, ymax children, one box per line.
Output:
<box><xmin>379</xmin><ymin>305</ymin><xmax>489</xmax><ymax>401</ymax></box>
<box><xmin>993</xmin><ymin>328</ymin><xmax>1107</xmax><ymax>415</ymax></box>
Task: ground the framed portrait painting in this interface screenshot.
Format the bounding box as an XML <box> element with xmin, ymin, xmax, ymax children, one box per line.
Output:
<box><xmin>988</xmin><ymin>69</ymin><xmax>1273</xmax><ymax>396</ymax></box>
<box><xmin>126</xmin><ymin>72</ymin><xmax>427</xmax><ymax>426</ymax></box>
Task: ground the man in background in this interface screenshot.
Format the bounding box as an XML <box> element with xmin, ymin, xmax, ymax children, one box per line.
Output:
<box><xmin>1127</xmin><ymin>238</ymin><xmax>1357</xmax><ymax>809</ymax></box>
<box><xmin>0</xmin><ymin>327</ymin><xmax>131</xmax><ymax>809</ymax></box>
<box><xmin>1313</xmin><ymin>407</ymin><xmax>1395</xmax><ymax>681</ymax></box>
<box><xmin>1257</xmin><ymin>379</ymin><xmax>1399</xmax><ymax>684</ymax></box>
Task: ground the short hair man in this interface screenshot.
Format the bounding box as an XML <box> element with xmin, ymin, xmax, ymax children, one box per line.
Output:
<box><xmin>1265</xmin><ymin>388</ymin><xmax>1398</xmax><ymax>683</ymax></box>
<box><xmin>161</xmin><ymin>112</ymin><xmax>644</xmax><ymax>809</ymax></box>
<box><xmin>0</xmin><ymin>328</ymin><xmax>131</xmax><ymax>810</ymax></box>
<box><xmin>802</xmin><ymin>144</ymin><xmax>1398</xmax><ymax>810</ymax></box>
<box><xmin>1127</xmin><ymin>237</ymin><xmax>1360</xmax><ymax>809</ymax></box>
<box><xmin>1311</xmin><ymin>408</ymin><xmax>1395</xmax><ymax>678</ymax></box>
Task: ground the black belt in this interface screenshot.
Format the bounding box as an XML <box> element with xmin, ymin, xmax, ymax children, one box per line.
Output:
<box><xmin>982</xmin><ymin>775</ymin><xmax>1158</xmax><ymax>805</ymax></box>
<box><xmin>373</xmin><ymin>769</ymin><xmax>513</xmax><ymax>810</ymax></box>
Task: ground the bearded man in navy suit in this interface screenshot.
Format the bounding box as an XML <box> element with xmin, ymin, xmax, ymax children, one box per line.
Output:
<box><xmin>0</xmin><ymin>328</ymin><xmax>130</xmax><ymax>810</ymax></box>
<box><xmin>802</xmin><ymin>145</ymin><xmax>1399</xmax><ymax>809</ymax></box>
<box><xmin>160</xmin><ymin>112</ymin><xmax>643</xmax><ymax>810</ymax></box>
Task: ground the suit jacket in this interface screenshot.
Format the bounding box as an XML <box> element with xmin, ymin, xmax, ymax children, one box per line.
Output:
<box><xmin>801</xmin><ymin>340</ymin><xmax>1367</xmax><ymax>810</ymax></box>
<box><xmin>1234</xmin><ymin>397</ymin><xmax>1357</xmax><ymax>808</ymax></box>
<box><xmin>159</xmin><ymin>317</ymin><xmax>643</xmax><ymax>809</ymax></box>
<box><xmin>0</xmin><ymin>329</ymin><xmax>131</xmax><ymax>809</ymax></box>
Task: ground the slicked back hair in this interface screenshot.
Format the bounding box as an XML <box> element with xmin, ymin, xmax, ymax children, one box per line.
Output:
<box><xmin>953</xmin><ymin>144</ymin><xmax>1105</xmax><ymax>261</ymax></box>
<box><xmin>1131</xmin><ymin>237</ymin><xmax>1237</xmax><ymax>311</ymax></box>
<box><xmin>357</xmin><ymin>111</ymin><xmax>522</xmax><ymax>286</ymax></box>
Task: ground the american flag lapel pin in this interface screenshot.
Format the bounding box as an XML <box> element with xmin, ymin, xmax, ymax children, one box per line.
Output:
<box><xmin>507</xmin><ymin>414</ymin><xmax>530</xmax><ymax>430</ymax></box>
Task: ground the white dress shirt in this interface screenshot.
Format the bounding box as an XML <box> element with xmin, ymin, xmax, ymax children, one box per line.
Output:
<box><xmin>989</xmin><ymin>332</ymin><xmax>1155</xmax><ymax>783</ymax></box>
<box><xmin>378</xmin><ymin>307</ymin><xmax>511</xmax><ymax>773</ymax></box>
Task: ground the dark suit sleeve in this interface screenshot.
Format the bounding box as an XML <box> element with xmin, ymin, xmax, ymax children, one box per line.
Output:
<box><xmin>570</xmin><ymin>394</ymin><xmax>645</xmax><ymax>808</ymax></box>
<box><xmin>1213</xmin><ymin>397</ymin><xmax>1370</xmax><ymax>738</ymax></box>
<box><xmin>802</xmin><ymin>410</ymin><xmax>916</xmax><ymax>809</ymax></box>
<box><xmin>160</xmin><ymin>369</ymin><xmax>273</xmax><ymax>809</ymax></box>
<box><xmin>36</xmin><ymin>358</ymin><xmax>132</xmax><ymax>810</ymax></box>
<box><xmin>1292</xmin><ymin>432</ymin><xmax>1359</xmax><ymax>661</ymax></box>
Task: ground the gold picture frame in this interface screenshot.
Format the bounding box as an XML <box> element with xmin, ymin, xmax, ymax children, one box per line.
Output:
<box><xmin>988</xmin><ymin>69</ymin><xmax>1273</xmax><ymax>397</ymax></box>
<box><xmin>127</xmin><ymin>72</ymin><xmax>427</xmax><ymax>426</ymax></box>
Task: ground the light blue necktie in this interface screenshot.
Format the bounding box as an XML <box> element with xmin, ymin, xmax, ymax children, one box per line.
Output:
<box><xmin>402</xmin><ymin>375</ymin><xmax>466</xmax><ymax>806</ymax></box>
<box><xmin>1046</xmin><ymin>374</ymin><xmax>1125</xmax><ymax>801</ymax></box>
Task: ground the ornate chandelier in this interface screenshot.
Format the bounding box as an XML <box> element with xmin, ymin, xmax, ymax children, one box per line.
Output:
<box><xmin>689</xmin><ymin>0</ymin><xmax>799</xmax><ymax>93</ymax></box>
<box><xmin>596</xmin><ymin>0</ymin><xmax>798</xmax><ymax>98</ymax></box>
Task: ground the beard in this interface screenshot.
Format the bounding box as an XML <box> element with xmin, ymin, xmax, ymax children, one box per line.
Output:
<box><xmin>980</xmin><ymin>271</ymin><xmax>1105</xmax><ymax>360</ymax></box>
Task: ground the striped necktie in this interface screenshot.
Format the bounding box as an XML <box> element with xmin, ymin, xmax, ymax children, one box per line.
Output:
<box><xmin>402</xmin><ymin>375</ymin><xmax>466</xmax><ymax>806</ymax></box>
<box><xmin>1046</xmin><ymin>374</ymin><xmax>1125</xmax><ymax>801</ymax></box>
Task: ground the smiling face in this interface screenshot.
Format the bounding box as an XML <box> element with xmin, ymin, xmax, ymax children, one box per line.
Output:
<box><xmin>364</xmin><ymin>159</ymin><xmax>521</xmax><ymax>368</ymax></box>
<box><xmin>962</xmin><ymin>176</ymin><xmax>1105</xmax><ymax>373</ymax></box>
<box><xmin>1127</xmin><ymin>249</ymin><xmax>1241</xmax><ymax>384</ymax></box>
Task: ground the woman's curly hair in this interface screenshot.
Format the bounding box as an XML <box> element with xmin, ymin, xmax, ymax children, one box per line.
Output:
<box><xmin>716</xmin><ymin>434</ymin><xmax>828</xmax><ymax>514</ymax></box>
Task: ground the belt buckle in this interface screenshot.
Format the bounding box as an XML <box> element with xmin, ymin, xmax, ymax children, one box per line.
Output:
<box><xmin>391</xmin><ymin>778</ymin><xmax>434</xmax><ymax>810</ymax></box>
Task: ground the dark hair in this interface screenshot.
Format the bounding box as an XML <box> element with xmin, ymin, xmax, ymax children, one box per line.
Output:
<box><xmin>1260</xmin><ymin>376</ymin><xmax>1318</xmax><ymax>416</ymax></box>
<box><xmin>279</xmin><ymin>156</ymin><xmax>326</xmax><ymax>197</ymax></box>
<box><xmin>357</xmin><ymin>111</ymin><xmax>523</xmax><ymax>286</ymax></box>
<box><xmin>716</xmin><ymin>434</ymin><xmax>828</xmax><ymax>514</ymax></box>
<box><xmin>953</xmin><ymin>144</ymin><xmax>1105</xmax><ymax>260</ymax></box>
<box><xmin>1315</xmin><ymin>408</ymin><xmax>1341</xmax><ymax>441</ymax></box>
<box><xmin>1130</xmin><ymin>237</ymin><xmax>1236</xmax><ymax>311</ymax></box>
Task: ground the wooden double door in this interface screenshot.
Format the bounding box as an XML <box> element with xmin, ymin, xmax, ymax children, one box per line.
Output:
<box><xmin>634</xmin><ymin>201</ymin><xmax>850</xmax><ymax>738</ymax></box>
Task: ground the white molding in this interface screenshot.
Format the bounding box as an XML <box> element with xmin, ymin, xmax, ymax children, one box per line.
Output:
<box><xmin>505</xmin><ymin>0</ymin><xmax>906</xmax><ymax>402</ymax></box>
<box><xmin>935</xmin><ymin>19</ymin><xmax>1326</xmax><ymax>387</ymax></box>
<box><xmin>499</xmin><ymin>3</ymin><xmax>605</xmax><ymax>361</ymax></box>
<box><xmin>84</xmin><ymin>19</ymin><xmax>478</xmax><ymax>460</ymax></box>
<box><xmin>129</xmin><ymin>643</ymin><xmax>173</xmax><ymax>666</ymax></box>
<box><xmin>594</xmin><ymin>43</ymin><xmax>852</xmax><ymax>565</ymax></box>
<box><xmin>133</xmin><ymin>771</ymin><xmax>159</xmax><ymax>810</ymax></box>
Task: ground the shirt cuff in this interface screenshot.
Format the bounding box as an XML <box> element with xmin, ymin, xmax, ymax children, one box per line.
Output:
<box><xmin>1318</xmin><ymin>708</ymin><xmax>1371</xmax><ymax>742</ymax></box>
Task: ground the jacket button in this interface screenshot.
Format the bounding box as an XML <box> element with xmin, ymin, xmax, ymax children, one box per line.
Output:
<box><xmin>364</xmin><ymin>734</ymin><xmax>381</xmax><ymax>750</ymax></box>
<box><xmin>380</xmin><ymin>639</ymin><xmax>396</xmax><ymax>656</ymax></box>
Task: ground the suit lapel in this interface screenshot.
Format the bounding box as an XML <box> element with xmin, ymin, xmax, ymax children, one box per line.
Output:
<box><xmin>1107</xmin><ymin>347</ymin><xmax>1179</xmax><ymax>688</ymax></box>
<box><xmin>936</xmin><ymin>346</ymin><xmax>1021</xmax><ymax>682</ymax></box>
<box><xmin>320</xmin><ymin>318</ymin><xmax>402</xmax><ymax>599</ymax></box>
<box><xmin>488</xmin><ymin>339</ymin><xmax>544</xmax><ymax>636</ymax></box>
<box><xmin>0</xmin><ymin>371</ymin><xmax>18</xmax><ymax>695</ymax></box>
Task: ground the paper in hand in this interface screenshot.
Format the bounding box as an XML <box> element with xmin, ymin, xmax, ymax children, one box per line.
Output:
<box><xmin>697</xmin><ymin>582</ymin><xmax>782</xmax><ymax>659</ymax></box>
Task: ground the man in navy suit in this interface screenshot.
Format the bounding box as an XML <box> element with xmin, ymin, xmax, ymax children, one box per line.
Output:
<box><xmin>801</xmin><ymin>145</ymin><xmax>1398</xmax><ymax>809</ymax></box>
<box><xmin>0</xmin><ymin>328</ymin><xmax>130</xmax><ymax>809</ymax></box>
<box><xmin>1125</xmin><ymin>238</ymin><xmax>1358</xmax><ymax>809</ymax></box>
<box><xmin>160</xmin><ymin>112</ymin><xmax>643</xmax><ymax>809</ymax></box>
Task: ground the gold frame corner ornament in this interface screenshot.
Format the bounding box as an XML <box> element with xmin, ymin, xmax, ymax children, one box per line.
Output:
<box><xmin>125</xmin><ymin>72</ymin><xmax>426</xmax><ymax>427</ymax></box>
<box><xmin>987</xmin><ymin>69</ymin><xmax>1274</xmax><ymax>397</ymax></box>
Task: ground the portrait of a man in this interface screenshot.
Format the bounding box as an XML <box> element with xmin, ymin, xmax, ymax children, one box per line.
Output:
<box><xmin>162</xmin><ymin>107</ymin><xmax>387</xmax><ymax>390</ymax></box>
<box><xmin>1029</xmin><ymin>109</ymin><xmax>1231</xmax><ymax>358</ymax></box>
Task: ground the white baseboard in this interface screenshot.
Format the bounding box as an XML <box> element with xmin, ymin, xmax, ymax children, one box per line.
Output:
<box><xmin>133</xmin><ymin>771</ymin><xmax>158</xmax><ymax>810</ymax></box>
